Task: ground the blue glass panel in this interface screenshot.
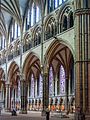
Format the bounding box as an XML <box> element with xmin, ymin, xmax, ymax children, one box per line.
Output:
<box><xmin>36</xmin><ymin>6</ymin><xmax>40</xmax><ymax>22</ymax></box>
<box><xmin>31</xmin><ymin>3</ymin><xmax>34</xmax><ymax>26</ymax></box>
<box><xmin>60</xmin><ymin>65</ymin><xmax>65</xmax><ymax>94</ymax></box>
<box><xmin>59</xmin><ymin>0</ymin><xmax>62</xmax><ymax>5</ymax></box>
<box><xmin>18</xmin><ymin>80</ymin><xmax>21</xmax><ymax>99</ymax></box>
<box><xmin>49</xmin><ymin>66</ymin><xmax>53</xmax><ymax>96</ymax></box>
<box><xmin>31</xmin><ymin>74</ymin><xmax>34</xmax><ymax>98</ymax></box>
<box><xmin>55</xmin><ymin>0</ymin><xmax>58</xmax><ymax>8</ymax></box>
<box><xmin>39</xmin><ymin>74</ymin><xmax>43</xmax><ymax>97</ymax></box>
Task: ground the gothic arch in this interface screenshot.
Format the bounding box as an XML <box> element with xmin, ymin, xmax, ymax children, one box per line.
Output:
<box><xmin>45</xmin><ymin>39</ymin><xmax>75</xmax><ymax>67</ymax></box>
<box><xmin>58</xmin><ymin>4</ymin><xmax>74</xmax><ymax>32</ymax></box>
<box><xmin>23</xmin><ymin>52</ymin><xmax>40</xmax><ymax>81</ymax></box>
<box><xmin>44</xmin><ymin>16</ymin><xmax>57</xmax><ymax>40</ymax></box>
<box><xmin>32</xmin><ymin>26</ymin><xmax>41</xmax><ymax>46</ymax></box>
<box><xmin>44</xmin><ymin>39</ymin><xmax>75</xmax><ymax>111</ymax></box>
<box><xmin>8</xmin><ymin>61</ymin><xmax>20</xmax><ymax>84</ymax></box>
<box><xmin>45</xmin><ymin>16</ymin><xmax>57</xmax><ymax>31</ymax></box>
<box><xmin>58</xmin><ymin>4</ymin><xmax>73</xmax><ymax>21</ymax></box>
<box><xmin>23</xmin><ymin>32</ymin><xmax>31</xmax><ymax>43</ymax></box>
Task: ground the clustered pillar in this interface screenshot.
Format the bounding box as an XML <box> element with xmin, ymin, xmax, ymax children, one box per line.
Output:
<box><xmin>5</xmin><ymin>83</ymin><xmax>11</xmax><ymax>111</ymax></box>
<box><xmin>75</xmin><ymin>0</ymin><xmax>90</xmax><ymax>119</ymax></box>
<box><xmin>41</xmin><ymin>64</ymin><xmax>49</xmax><ymax>116</ymax></box>
<box><xmin>20</xmin><ymin>79</ymin><xmax>27</xmax><ymax>114</ymax></box>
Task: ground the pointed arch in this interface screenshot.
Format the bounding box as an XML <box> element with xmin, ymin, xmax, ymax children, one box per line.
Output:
<box><xmin>8</xmin><ymin>61</ymin><xmax>20</xmax><ymax>84</ymax></box>
<box><xmin>23</xmin><ymin>52</ymin><xmax>40</xmax><ymax>81</ymax></box>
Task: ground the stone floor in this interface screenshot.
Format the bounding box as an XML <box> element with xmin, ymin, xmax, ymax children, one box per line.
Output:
<box><xmin>0</xmin><ymin>110</ymin><xmax>74</xmax><ymax>120</ymax></box>
<box><xmin>1</xmin><ymin>110</ymin><xmax>90</xmax><ymax>120</ymax></box>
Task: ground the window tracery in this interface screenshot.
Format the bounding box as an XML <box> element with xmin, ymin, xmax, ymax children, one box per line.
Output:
<box><xmin>60</xmin><ymin>65</ymin><xmax>65</xmax><ymax>94</ymax></box>
<box><xmin>9</xmin><ymin>20</ymin><xmax>20</xmax><ymax>43</ymax></box>
<box><xmin>33</xmin><ymin>27</ymin><xmax>41</xmax><ymax>47</ymax></box>
<box><xmin>60</xmin><ymin>6</ymin><xmax>74</xmax><ymax>32</ymax></box>
<box><xmin>49</xmin><ymin>66</ymin><xmax>54</xmax><ymax>96</ymax></box>
<box><xmin>39</xmin><ymin>74</ymin><xmax>43</xmax><ymax>97</ymax></box>
<box><xmin>45</xmin><ymin>17</ymin><xmax>56</xmax><ymax>40</ymax></box>
<box><xmin>48</xmin><ymin>0</ymin><xmax>67</xmax><ymax>12</ymax></box>
<box><xmin>30</xmin><ymin>74</ymin><xmax>34</xmax><ymax>98</ymax></box>
<box><xmin>26</xmin><ymin>2</ymin><xmax>41</xmax><ymax>29</ymax></box>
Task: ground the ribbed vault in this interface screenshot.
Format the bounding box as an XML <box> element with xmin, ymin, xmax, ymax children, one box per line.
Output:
<box><xmin>8</xmin><ymin>61</ymin><xmax>20</xmax><ymax>86</ymax></box>
<box><xmin>46</xmin><ymin>40</ymin><xmax>73</xmax><ymax>75</ymax></box>
<box><xmin>23</xmin><ymin>52</ymin><xmax>40</xmax><ymax>81</ymax></box>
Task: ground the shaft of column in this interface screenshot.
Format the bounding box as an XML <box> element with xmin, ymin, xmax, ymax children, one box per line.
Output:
<box><xmin>5</xmin><ymin>84</ymin><xmax>11</xmax><ymax>111</ymax></box>
<box><xmin>74</xmin><ymin>0</ymin><xmax>90</xmax><ymax>119</ymax></box>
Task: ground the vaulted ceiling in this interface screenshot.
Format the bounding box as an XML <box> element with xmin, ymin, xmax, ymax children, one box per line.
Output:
<box><xmin>0</xmin><ymin>0</ymin><xmax>45</xmax><ymax>38</ymax></box>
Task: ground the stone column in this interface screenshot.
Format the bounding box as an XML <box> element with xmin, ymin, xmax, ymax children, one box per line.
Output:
<box><xmin>68</xmin><ymin>76</ymin><xmax>70</xmax><ymax>95</ymax></box>
<box><xmin>75</xmin><ymin>0</ymin><xmax>90</xmax><ymax>118</ymax></box>
<box><xmin>34</xmin><ymin>79</ymin><xmax>35</xmax><ymax>98</ymax></box>
<box><xmin>41</xmin><ymin>65</ymin><xmax>49</xmax><ymax>116</ymax></box>
<box><xmin>0</xmin><ymin>89</ymin><xmax>1</xmax><ymax>102</ymax></box>
<box><xmin>27</xmin><ymin>84</ymin><xmax>29</xmax><ymax>107</ymax></box>
<box><xmin>5</xmin><ymin>83</ymin><xmax>11</xmax><ymax>111</ymax></box>
<box><xmin>20</xmin><ymin>79</ymin><xmax>27</xmax><ymax>114</ymax></box>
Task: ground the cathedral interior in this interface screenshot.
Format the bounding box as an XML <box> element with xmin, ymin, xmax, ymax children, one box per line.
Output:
<box><xmin>0</xmin><ymin>0</ymin><xmax>90</xmax><ymax>119</ymax></box>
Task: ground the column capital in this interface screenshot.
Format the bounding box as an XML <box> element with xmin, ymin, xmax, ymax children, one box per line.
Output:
<box><xmin>19</xmin><ymin>73</ymin><xmax>25</xmax><ymax>81</ymax></box>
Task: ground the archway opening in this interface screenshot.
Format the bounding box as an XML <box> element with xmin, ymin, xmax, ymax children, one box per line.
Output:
<box><xmin>23</xmin><ymin>53</ymin><xmax>42</xmax><ymax>111</ymax></box>
<box><xmin>45</xmin><ymin>40</ymin><xmax>75</xmax><ymax>112</ymax></box>
<box><xmin>8</xmin><ymin>62</ymin><xmax>20</xmax><ymax>110</ymax></box>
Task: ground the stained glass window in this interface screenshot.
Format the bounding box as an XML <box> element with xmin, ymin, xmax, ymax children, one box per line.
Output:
<box><xmin>49</xmin><ymin>66</ymin><xmax>54</xmax><ymax>96</ymax></box>
<box><xmin>18</xmin><ymin>80</ymin><xmax>20</xmax><ymax>99</ymax></box>
<box><xmin>39</xmin><ymin>74</ymin><xmax>43</xmax><ymax>97</ymax></box>
<box><xmin>57</xmin><ymin>71</ymin><xmax>60</xmax><ymax>95</ymax></box>
<box><xmin>55</xmin><ymin>0</ymin><xmax>58</xmax><ymax>8</ymax></box>
<box><xmin>18</xmin><ymin>24</ymin><xmax>20</xmax><ymax>37</ymax></box>
<box><xmin>36</xmin><ymin>6</ymin><xmax>40</xmax><ymax>22</ymax></box>
<box><xmin>14</xmin><ymin>22</ymin><xmax>17</xmax><ymax>39</ymax></box>
<box><xmin>48</xmin><ymin>0</ymin><xmax>67</xmax><ymax>13</ymax></box>
<box><xmin>26</xmin><ymin>2</ymin><xmax>41</xmax><ymax>28</ymax></box>
<box><xmin>63</xmin><ymin>0</ymin><xmax>66</xmax><ymax>2</ymax></box>
<box><xmin>31</xmin><ymin>3</ymin><xmax>34</xmax><ymax>26</ymax></box>
<box><xmin>49</xmin><ymin>0</ymin><xmax>54</xmax><ymax>12</ymax></box>
<box><xmin>12</xmin><ymin>25</ymin><xmax>14</xmax><ymax>38</ymax></box>
<box><xmin>60</xmin><ymin>65</ymin><xmax>65</xmax><ymax>94</ymax></box>
<box><xmin>30</xmin><ymin>74</ymin><xmax>34</xmax><ymax>98</ymax></box>
<box><xmin>27</xmin><ymin>9</ymin><xmax>30</xmax><ymax>25</ymax></box>
<box><xmin>59</xmin><ymin>0</ymin><xmax>62</xmax><ymax>5</ymax></box>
